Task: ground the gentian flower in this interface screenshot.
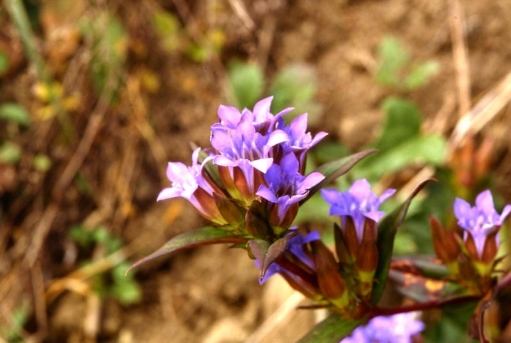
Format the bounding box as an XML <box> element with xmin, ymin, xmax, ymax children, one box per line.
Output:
<box><xmin>256</xmin><ymin>153</ymin><xmax>324</xmax><ymax>230</ymax></box>
<box><xmin>321</xmin><ymin>179</ymin><xmax>395</xmax><ymax>299</ymax></box>
<box><xmin>209</xmin><ymin>97</ymin><xmax>291</xmax><ymax>204</ymax></box>
<box><xmin>321</xmin><ymin>179</ymin><xmax>396</xmax><ymax>243</ymax></box>
<box><xmin>454</xmin><ymin>190</ymin><xmax>511</xmax><ymax>261</ymax></box>
<box><xmin>158</xmin><ymin>148</ymin><xmax>228</xmax><ymax>225</ymax></box>
<box><xmin>341</xmin><ymin>313</ymin><xmax>424</xmax><ymax>343</ymax></box>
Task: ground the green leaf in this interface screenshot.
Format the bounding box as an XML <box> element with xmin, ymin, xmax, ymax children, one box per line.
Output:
<box><xmin>371</xmin><ymin>179</ymin><xmax>432</xmax><ymax>305</ymax></box>
<box><xmin>227</xmin><ymin>62</ymin><xmax>264</xmax><ymax>109</ymax></box>
<box><xmin>0</xmin><ymin>141</ymin><xmax>22</xmax><ymax>164</ymax></box>
<box><xmin>375</xmin><ymin>36</ymin><xmax>410</xmax><ymax>87</ymax></box>
<box><xmin>0</xmin><ymin>103</ymin><xmax>30</xmax><ymax>126</ymax></box>
<box><xmin>375</xmin><ymin>97</ymin><xmax>422</xmax><ymax>151</ymax></box>
<box><xmin>405</xmin><ymin>61</ymin><xmax>439</xmax><ymax>90</ymax></box>
<box><xmin>0</xmin><ymin>51</ymin><xmax>10</xmax><ymax>75</ymax></box>
<box><xmin>296</xmin><ymin>313</ymin><xmax>365</xmax><ymax>343</ymax></box>
<box><xmin>249</xmin><ymin>234</ymin><xmax>294</xmax><ymax>280</ymax></box>
<box><xmin>355</xmin><ymin>135</ymin><xmax>446</xmax><ymax>181</ymax></box>
<box><xmin>301</xmin><ymin>149</ymin><xmax>377</xmax><ymax>204</ymax></box>
<box><xmin>127</xmin><ymin>227</ymin><xmax>247</xmax><ymax>274</ymax></box>
<box><xmin>269</xmin><ymin>63</ymin><xmax>319</xmax><ymax>120</ymax></box>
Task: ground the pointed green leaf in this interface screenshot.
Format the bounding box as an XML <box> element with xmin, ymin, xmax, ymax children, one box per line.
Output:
<box><xmin>301</xmin><ymin>149</ymin><xmax>377</xmax><ymax>204</ymax></box>
<box><xmin>127</xmin><ymin>227</ymin><xmax>246</xmax><ymax>274</ymax></box>
<box><xmin>371</xmin><ymin>179</ymin><xmax>432</xmax><ymax>305</ymax></box>
<box><xmin>296</xmin><ymin>313</ymin><xmax>365</xmax><ymax>343</ymax></box>
<box><xmin>249</xmin><ymin>234</ymin><xmax>294</xmax><ymax>280</ymax></box>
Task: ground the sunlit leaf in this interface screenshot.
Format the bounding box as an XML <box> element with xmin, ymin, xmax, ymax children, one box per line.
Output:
<box><xmin>227</xmin><ymin>62</ymin><xmax>264</xmax><ymax>109</ymax></box>
<box><xmin>371</xmin><ymin>179</ymin><xmax>432</xmax><ymax>305</ymax></box>
<box><xmin>375</xmin><ymin>97</ymin><xmax>422</xmax><ymax>151</ymax></box>
<box><xmin>300</xmin><ymin>149</ymin><xmax>377</xmax><ymax>204</ymax></box>
<box><xmin>0</xmin><ymin>141</ymin><xmax>22</xmax><ymax>164</ymax></box>
<box><xmin>127</xmin><ymin>227</ymin><xmax>246</xmax><ymax>274</ymax></box>
<box><xmin>296</xmin><ymin>313</ymin><xmax>365</xmax><ymax>343</ymax></box>
<box><xmin>0</xmin><ymin>103</ymin><xmax>30</xmax><ymax>126</ymax></box>
<box><xmin>405</xmin><ymin>61</ymin><xmax>439</xmax><ymax>90</ymax></box>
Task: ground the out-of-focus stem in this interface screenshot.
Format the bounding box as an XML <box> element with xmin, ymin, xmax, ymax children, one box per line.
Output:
<box><xmin>5</xmin><ymin>0</ymin><xmax>74</xmax><ymax>140</ymax></box>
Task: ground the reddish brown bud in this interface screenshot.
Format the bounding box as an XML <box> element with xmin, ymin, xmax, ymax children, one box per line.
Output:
<box><xmin>429</xmin><ymin>216</ymin><xmax>461</xmax><ymax>265</ymax></box>
<box><xmin>311</xmin><ymin>240</ymin><xmax>348</xmax><ymax>308</ymax></box>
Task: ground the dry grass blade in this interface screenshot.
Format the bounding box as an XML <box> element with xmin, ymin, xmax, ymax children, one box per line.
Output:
<box><xmin>448</xmin><ymin>70</ymin><xmax>511</xmax><ymax>152</ymax></box>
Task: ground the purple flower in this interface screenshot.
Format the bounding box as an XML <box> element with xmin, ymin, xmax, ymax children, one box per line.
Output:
<box><xmin>454</xmin><ymin>190</ymin><xmax>511</xmax><ymax>258</ymax></box>
<box><xmin>256</xmin><ymin>153</ymin><xmax>324</xmax><ymax>228</ymax></box>
<box><xmin>341</xmin><ymin>313</ymin><xmax>424</xmax><ymax>343</ymax></box>
<box><xmin>257</xmin><ymin>230</ymin><xmax>320</xmax><ymax>284</ymax></box>
<box><xmin>209</xmin><ymin>97</ymin><xmax>292</xmax><ymax>203</ymax></box>
<box><xmin>321</xmin><ymin>179</ymin><xmax>395</xmax><ymax>242</ymax></box>
<box><xmin>158</xmin><ymin>148</ymin><xmax>227</xmax><ymax>225</ymax></box>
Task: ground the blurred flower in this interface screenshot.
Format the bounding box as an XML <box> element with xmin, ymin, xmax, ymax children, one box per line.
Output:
<box><xmin>257</xmin><ymin>153</ymin><xmax>324</xmax><ymax>229</ymax></box>
<box><xmin>454</xmin><ymin>190</ymin><xmax>511</xmax><ymax>261</ymax></box>
<box><xmin>341</xmin><ymin>312</ymin><xmax>424</xmax><ymax>343</ymax></box>
<box><xmin>321</xmin><ymin>179</ymin><xmax>395</xmax><ymax>242</ymax></box>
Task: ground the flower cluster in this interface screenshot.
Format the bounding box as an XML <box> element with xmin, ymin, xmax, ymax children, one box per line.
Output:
<box><xmin>158</xmin><ymin>97</ymin><xmax>326</xmax><ymax>235</ymax></box>
<box><xmin>431</xmin><ymin>189</ymin><xmax>511</xmax><ymax>289</ymax></box>
<box><xmin>142</xmin><ymin>96</ymin><xmax>511</xmax><ymax>342</ymax></box>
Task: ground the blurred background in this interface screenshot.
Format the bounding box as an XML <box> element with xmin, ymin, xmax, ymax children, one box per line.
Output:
<box><xmin>1</xmin><ymin>0</ymin><xmax>511</xmax><ymax>342</ymax></box>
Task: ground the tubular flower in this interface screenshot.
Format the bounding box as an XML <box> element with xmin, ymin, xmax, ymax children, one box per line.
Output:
<box><xmin>158</xmin><ymin>148</ymin><xmax>228</xmax><ymax>225</ymax></box>
<box><xmin>454</xmin><ymin>190</ymin><xmax>511</xmax><ymax>262</ymax></box>
<box><xmin>341</xmin><ymin>312</ymin><xmax>424</xmax><ymax>343</ymax></box>
<box><xmin>209</xmin><ymin>96</ymin><xmax>326</xmax><ymax>205</ymax></box>
<box><xmin>257</xmin><ymin>230</ymin><xmax>322</xmax><ymax>299</ymax></box>
<box><xmin>321</xmin><ymin>179</ymin><xmax>395</xmax><ymax>299</ymax></box>
<box><xmin>256</xmin><ymin>153</ymin><xmax>324</xmax><ymax>230</ymax></box>
<box><xmin>321</xmin><ymin>179</ymin><xmax>396</xmax><ymax>243</ymax></box>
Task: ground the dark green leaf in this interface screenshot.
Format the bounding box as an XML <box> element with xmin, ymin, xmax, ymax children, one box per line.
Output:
<box><xmin>301</xmin><ymin>149</ymin><xmax>377</xmax><ymax>204</ymax></box>
<box><xmin>127</xmin><ymin>227</ymin><xmax>246</xmax><ymax>274</ymax></box>
<box><xmin>0</xmin><ymin>103</ymin><xmax>30</xmax><ymax>126</ymax></box>
<box><xmin>296</xmin><ymin>313</ymin><xmax>365</xmax><ymax>343</ymax></box>
<box><xmin>371</xmin><ymin>179</ymin><xmax>432</xmax><ymax>305</ymax></box>
<box><xmin>249</xmin><ymin>234</ymin><xmax>295</xmax><ymax>279</ymax></box>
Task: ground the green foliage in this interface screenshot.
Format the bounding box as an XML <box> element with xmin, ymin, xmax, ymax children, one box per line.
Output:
<box><xmin>151</xmin><ymin>10</ymin><xmax>181</xmax><ymax>52</ymax></box>
<box><xmin>0</xmin><ymin>141</ymin><xmax>22</xmax><ymax>164</ymax></box>
<box><xmin>269</xmin><ymin>64</ymin><xmax>321</xmax><ymax>122</ymax></box>
<box><xmin>0</xmin><ymin>103</ymin><xmax>30</xmax><ymax>127</ymax></box>
<box><xmin>425</xmin><ymin>302</ymin><xmax>479</xmax><ymax>343</ymax></box>
<box><xmin>371</xmin><ymin>180</ymin><xmax>432</xmax><ymax>305</ymax></box>
<box><xmin>70</xmin><ymin>225</ymin><xmax>141</xmax><ymax>305</ymax></box>
<box><xmin>32</xmin><ymin>153</ymin><xmax>51</xmax><ymax>172</ymax></box>
<box><xmin>226</xmin><ymin>62</ymin><xmax>320</xmax><ymax>121</ymax></box>
<box><xmin>227</xmin><ymin>62</ymin><xmax>265</xmax><ymax>109</ymax></box>
<box><xmin>128</xmin><ymin>226</ymin><xmax>247</xmax><ymax>273</ymax></box>
<box><xmin>0</xmin><ymin>300</ymin><xmax>29</xmax><ymax>342</ymax></box>
<box><xmin>0</xmin><ymin>51</ymin><xmax>10</xmax><ymax>76</ymax></box>
<box><xmin>81</xmin><ymin>13</ymin><xmax>127</xmax><ymax>101</ymax></box>
<box><xmin>376</xmin><ymin>36</ymin><xmax>439</xmax><ymax>90</ymax></box>
<box><xmin>353</xmin><ymin>98</ymin><xmax>446</xmax><ymax>181</ymax></box>
<box><xmin>297</xmin><ymin>313</ymin><xmax>365</xmax><ymax>343</ymax></box>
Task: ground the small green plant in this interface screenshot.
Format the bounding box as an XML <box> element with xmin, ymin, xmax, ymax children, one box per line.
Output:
<box><xmin>226</xmin><ymin>61</ymin><xmax>321</xmax><ymax>124</ymax></box>
<box><xmin>0</xmin><ymin>300</ymin><xmax>30</xmax><ymax>342</ymax></box>
<box><xmin>70</xmin><ymin>225</ymin><xmax>142</xmax><ymax>305</ymax></box>
<box><xmin>376</xmin><ymin>36</ymin><xmax>439</xmax><ymax>91</ymax></box>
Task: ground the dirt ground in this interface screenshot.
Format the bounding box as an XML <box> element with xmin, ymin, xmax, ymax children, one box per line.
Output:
<box><xmin>2</xmin><ymin>0</ymin><xmax>511</xmax><ymax>342</ymax></box>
